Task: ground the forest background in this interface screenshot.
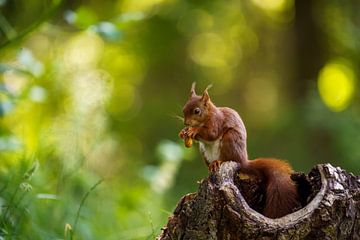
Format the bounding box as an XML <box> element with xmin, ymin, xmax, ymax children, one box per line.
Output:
<box><xmin>0</xmin><ymin>0</ymin><xmax>359</xmax><ymax>239</ymax></box>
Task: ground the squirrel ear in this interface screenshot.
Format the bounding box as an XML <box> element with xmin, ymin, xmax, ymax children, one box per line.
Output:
<box><xmin>189</xmin><ymin>82</ymin><xmax>196</xmax><ymax>98</ymax></box>
<box><xmin>201</xmin><ymin>84</ymin><xmax>212</xmax><ymax>103</ymax></box>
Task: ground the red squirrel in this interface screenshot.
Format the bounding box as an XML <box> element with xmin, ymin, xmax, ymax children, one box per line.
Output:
<box><xmin>179</xmin><ymin>83</ymin><xmax>299</xmax><ymax>218</ymax></box>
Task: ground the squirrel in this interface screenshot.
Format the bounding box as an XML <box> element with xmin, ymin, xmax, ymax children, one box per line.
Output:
<box><xmin>179</xmin><ymin>83</ymin><xmax>299</xmax><ymax>219</ymax></box>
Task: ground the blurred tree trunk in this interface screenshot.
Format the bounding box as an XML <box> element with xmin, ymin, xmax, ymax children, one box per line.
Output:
<box><xmin>293</xmin><ymin>0</ymin><xmax>326</xmax><ymax>100</ymax></box>
<box><xmin>157</xmin><ymin>162</ymin><xmax>360</xmax><ymax>240</ymax></box>
<box><xmin>292</xmin><ymin>0</ymin><xmax>335</xmax><ymax>167</ymax></box>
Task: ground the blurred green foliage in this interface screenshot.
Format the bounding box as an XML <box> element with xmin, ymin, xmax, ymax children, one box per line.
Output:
<box><xmin>0</xmin><ymin>0</ymin><xmax>359</xmax><ymax>239</ymax></box>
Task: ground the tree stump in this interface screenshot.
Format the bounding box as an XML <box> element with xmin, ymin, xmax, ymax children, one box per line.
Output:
<box><xmin>157</xmin><ymin>162</ymin><xmax>360</xmax><ymax>240</ymax></box>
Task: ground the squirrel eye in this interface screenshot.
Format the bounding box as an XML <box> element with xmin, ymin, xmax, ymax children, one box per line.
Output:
<box><xmin>193</xmin><ymin>108</ymin><xmax>201</xmax><ymax>115</ymax></box>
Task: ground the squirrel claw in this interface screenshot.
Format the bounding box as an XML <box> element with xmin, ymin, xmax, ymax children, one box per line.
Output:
<box><xmin>208</xmin><ymin>160</ymin><xmax>223</xmax><ymax>172</ymax></box>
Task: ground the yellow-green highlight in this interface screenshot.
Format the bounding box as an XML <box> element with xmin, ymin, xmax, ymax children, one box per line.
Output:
<box><xmin>317</xmin><ymin>59</ymin><xmax>356</xmax><ymax>112</ymax></box>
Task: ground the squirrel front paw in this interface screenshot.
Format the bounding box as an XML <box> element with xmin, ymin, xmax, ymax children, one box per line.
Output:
<box><xmin>179</xmin><ymin>128</ymin><xmax>188</xmax><ymax>139</ymax></box>
<box><xmin>179</xmin><ymin>127</ymin><xmax>199</xmax><ymax>140</ymax></box>
<box><xmin>179</xmin><ymin>127</ymin><xmax>193</xmax><ymax>147</ymax></box>
<box><xmin>179</xmin><ymin>127</ymin><xmax>199</xmax><ymax>148</ymax></box>
<box><xmin>187</xmin><ymin>127</ymin><xmax>199</xmax><ymax>139</ymax></box>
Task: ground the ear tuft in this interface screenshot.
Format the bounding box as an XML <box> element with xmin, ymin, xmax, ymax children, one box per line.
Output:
<box><xmin>189</xmin><ymin>82</ymin><xmax>196</xmax><ymax>98</ymax></box>
<box><xmin>201</xmin><ymin>84</ymin><xmax>212</xmax><ymax>103</ymax></box>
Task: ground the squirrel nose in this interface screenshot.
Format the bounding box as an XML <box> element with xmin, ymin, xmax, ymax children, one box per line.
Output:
<box><xmin>184</xmin><ymin>119</ymin><xmax>190</xmax><ymax>126</ymax></box>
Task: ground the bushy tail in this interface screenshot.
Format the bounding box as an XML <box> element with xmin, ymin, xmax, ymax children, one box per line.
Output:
<box><xmin>249</xmin><ymin>158</ymin><xmax>300</xmax><ymax>218</ymax></box>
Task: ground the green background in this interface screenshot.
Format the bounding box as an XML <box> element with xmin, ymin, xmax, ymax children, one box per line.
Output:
<box><xmin>0</xmin><ymin>0</ymin><xmax>359</xmax><ymax>239</ymax></box>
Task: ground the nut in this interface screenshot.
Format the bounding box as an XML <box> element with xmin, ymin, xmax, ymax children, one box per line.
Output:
<box><xmin>184</xmin><ymin>137</ymin><xmax>193</xmax><ymax>148</ymax></box>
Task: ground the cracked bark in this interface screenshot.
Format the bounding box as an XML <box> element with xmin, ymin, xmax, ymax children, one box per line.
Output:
<box><xmin>157</xmin><ymin>162</ymin><xmax>360</xmax><ymax>240</ymax></box>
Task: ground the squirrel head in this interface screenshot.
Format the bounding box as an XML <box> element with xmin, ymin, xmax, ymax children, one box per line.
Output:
<box><xmin>182</xmin><ymin>83</ymin><xmax>215</xmax><ymax>127</ymax></box>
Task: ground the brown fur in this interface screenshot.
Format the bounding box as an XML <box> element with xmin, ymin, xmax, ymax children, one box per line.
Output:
<box><xmin>180</xmin><ymin>84</ymin><xmax>300</xmax><ymax>218</ymax></box>
<box><xmin>245</xmin><ymin>159</ymin><xmax>299</xmax><ymax>218</ymax></box>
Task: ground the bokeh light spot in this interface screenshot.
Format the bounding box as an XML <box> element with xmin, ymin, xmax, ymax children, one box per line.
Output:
<box><xmin>3</xmin><ymin>70</ymin><xmax>29</xmax><ymax>95</ymax></box>
<box><xmin>317</xmin><ymin>59</ymin><xmax>356</xmax><ymax>112</ymax></box>
<box><xmin>189</xmin><ymin>32</ymin><xmax>226</xmax><ymax>67</ymax></box>
<box><xmin>120</xmin><ymin>0</ymin><xmax>170</xmax><ymax>14</ymax></box>
<box><xmin>64</xmin><ymin>32</ymin><xmax>104</xmax><ymax>70</ymax></box>
<box><xmin>29</xmin><ymin>86</ymin><xmax>47</xmax><ymax>103</ymax></box>
<box><xmin>251</xmin><ymin>0</ymin><xmax>293</xmax><ymax>12</ymax></box>
<box><xmin>71</xmin><ymin>70</ymin><xmax>113</xmax><ymax>114</ymax></box>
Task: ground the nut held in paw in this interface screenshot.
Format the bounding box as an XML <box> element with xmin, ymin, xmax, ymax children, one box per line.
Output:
<box><xmin>184</xmin><ymin>137</ymin><xmax>193</xmax><ymax>148</ymax></box>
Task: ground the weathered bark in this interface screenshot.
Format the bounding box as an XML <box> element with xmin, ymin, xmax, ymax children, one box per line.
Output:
<box><xmin>157</xmin><ymin>162</ymin><xmax>360</xmax><ymax>240</ymax></box>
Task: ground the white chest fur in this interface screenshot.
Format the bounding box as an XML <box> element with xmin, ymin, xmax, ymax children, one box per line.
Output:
<box><xmin>199</xmin><ymin>138</ymin><xmax>221</xmax><ymax>164</ymax></box>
